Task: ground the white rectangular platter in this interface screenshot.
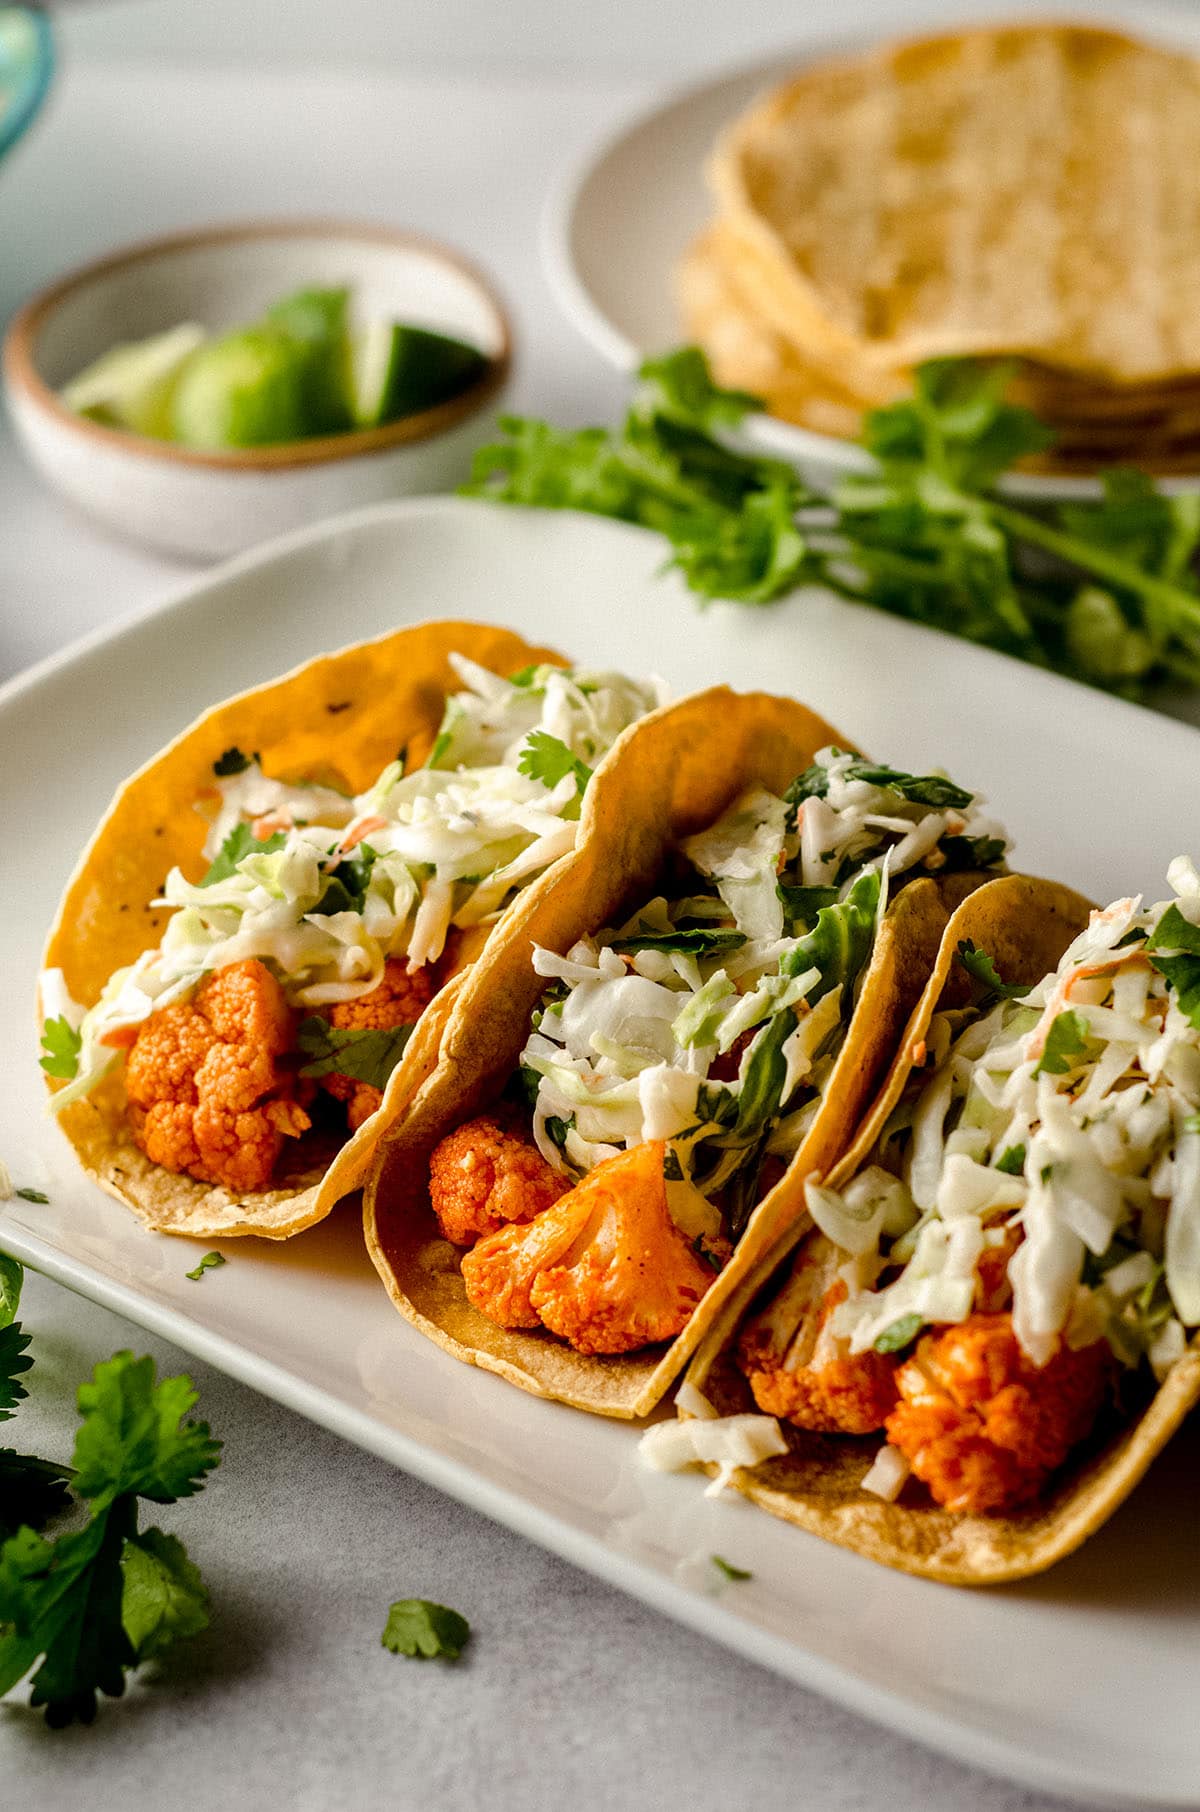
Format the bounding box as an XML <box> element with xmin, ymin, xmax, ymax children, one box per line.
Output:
<box><xmin>3</xmin><ymin>497</ymin><xmax>1199</xmax><ymax>1806</ymax></box>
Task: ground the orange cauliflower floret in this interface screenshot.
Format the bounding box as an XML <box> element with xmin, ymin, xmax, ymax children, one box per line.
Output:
<box><xmin>461</xmin><ymin>1140</ymin><xmax>716</xmax><ymax>1355</ymax></box>
<box><xmin>737</xmin><ymin>1234</ymin><xmax>899</xmax><ymax>1435</ymax></box>
<box><xmin>428</xmin><ymin>1113</ymin><xmax>567</xmax><ymax>1246</ymax></box>
<box><xmin>126</xmin><ymin>959</ymin><xmax>310</xmax><ymax>1193</ymax></box>
<box><xmin>885</xmin><ymin>1312</ymin><xmax>1112</xmax><ymax>1514</ymax></box>
<box><xmin>321</xmin><ymin>959</ymin><xmax>437</xmax><ymax>1131</ymax></box>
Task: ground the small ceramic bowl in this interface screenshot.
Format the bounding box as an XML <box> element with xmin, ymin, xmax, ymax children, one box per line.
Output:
<box><xmin>2</xmin><ymin>220</ymin><xmax>511</xmax><ymax>559</ymax></box>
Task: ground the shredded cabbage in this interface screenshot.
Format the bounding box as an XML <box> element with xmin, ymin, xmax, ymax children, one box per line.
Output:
<box><xmin>48</xmin><ymin>658</ymin><xmax>663</xmax><ymax>1108</ymax></box>
<box><xmin>806</xmin><ymin>861</ymin><xmax>1200</xmax><ymax>1375</ymax></box>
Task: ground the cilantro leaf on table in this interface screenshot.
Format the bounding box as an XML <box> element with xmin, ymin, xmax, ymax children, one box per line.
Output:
<box><xmin>0</xmin><ymin>1252</ymin><xmax>23</xmax><ymax>1329</ymax></box>
<box><xmin>1034</xmin><ymin>1010</ymin><xmax>1091</xmax><ymax>1077</ymax></box>
<box><xmin>296</xmin><ymin>1017</ymin><xmax>414</xmax><ymax>1089</ymax></box>
<box><xmin>0</xmin><ymin>1352</ymin><xmax>220</xmax><ymax>1725</ymax></box>
<box><xmin>517</xmin><ymin>731</ymin><xmax>592</xmax><ymax>813</ymax></box>
<box><xmin>39</xmin><ymin>1016</ymin><xmax>82</xmax><ymax>1081</ymax></box>
<box><xmin>121</xmin><ymin>1529</ymin><xmax>210</xmax><ymax>1660</ymax></box>
<box><xmin>0</xmin><ymin>1321</ymin><xmax>32</xmax><ymax>1415</ymax></box>
<box><xmin>382</xmin><ymin>1599</ymin><xmax>470</xmax><ymax>1660</ymax></box>
<box><xmin>0</xmin><ymin>1453</ymin><xmax>73</xmax><ymax>1537</ymax></box>
<box><xmin>200</xmin><ymin>822</ymin><xmax>287</xmax><ymax>887</ymax></box>
<box><xmin>956</xmin><ymin>940</ymin><xmax>1031</xmax><ymax>1001</ymax></box>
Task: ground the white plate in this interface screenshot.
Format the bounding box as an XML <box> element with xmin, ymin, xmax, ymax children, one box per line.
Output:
<box><xmin>3</xmin><ymin>497</ymin><xmax>1200</xmax><ymax>1807</ymax></box>
<box><xmin>543</xmin><ymin>11</ymin><xmax>1200</xmax><ymax>502</ymax></box>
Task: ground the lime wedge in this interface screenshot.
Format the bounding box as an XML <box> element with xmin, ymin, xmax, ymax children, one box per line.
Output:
<box><xmin>349</xmin><ymin>323</ymin><xmax>488</xmax><ymax>428</ymax></box>
<box><xmin>264</xmin><ymin>287</ymin><xmax>353</xmax><ymax>434</ymax></box>
<box><xmin>170</xmin><ymin>325</ymin><xmax>314</xmax><ymax>449</ymax></box>
<box><xmin>61</xmin><ymin>323</ymin><xmax>206</xmax><ymax>439</ymax></box>
<box><xmin>265</xmin><ymin>286</ymin><xmax>348</xmax><ymax>346</ymax></box>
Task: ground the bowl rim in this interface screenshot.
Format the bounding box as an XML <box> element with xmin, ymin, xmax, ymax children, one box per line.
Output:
<box><xmin>1</xmin><ymin>217</ymin><xmax>512</xmax><ymax>471</ymax></box>
<box><xmin>0</xmin><ymin>4</ymin><xmax>54</xmax><ymax>161</ymax></box>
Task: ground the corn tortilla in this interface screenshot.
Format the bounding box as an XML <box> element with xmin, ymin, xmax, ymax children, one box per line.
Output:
<box><xmin>683</xmin><ymin>874</ymin><xmax>1200</xmax><ymax>1584</ymax></box>
<box><xmin>41</xmin><ymin>619</ymin><xmax>564</xmax><ymax>1240</ymax></box>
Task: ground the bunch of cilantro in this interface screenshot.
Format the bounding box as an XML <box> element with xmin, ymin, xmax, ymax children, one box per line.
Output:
<box><xmin>0</xmin><ymin>1254</ymin><xmax>220</xmax><ymax>1725</ymax></box>
<box><xmin>463</xmin><ymin>351</ymin><xmax>1200</xmax><ymax>699</ymax></box>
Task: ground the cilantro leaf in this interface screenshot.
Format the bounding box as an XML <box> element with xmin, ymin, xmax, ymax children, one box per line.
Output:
<box><xmin>0</xmin><ymin>1322</ymin><xmax>33</xmax><ymax>1417</ymax></box>
<box><xmin>315</xmin><ymin>844</ymin><xmax>376</xmax><ymax>917</ymax></box>
<box><xmin>0</xmin><ymin>1353</ymin><xmax>220</xmax><ymax>1725</ymax></box>
<box><xmin>608</xmin><ymin>925</ymin><xmax>746</xmax><ymax>957</ymax></box>
<box><xmin>382</xmin><ymin>1599</ymin><xmax>470</xmax><ymax>1660</ymax></box>
<box><xmin>200</xmin><ymin>822</ymin><xmax>286</xmax><ymax>887</ymax></box>
<box><xmin>836</xmin><ymin>761</ymin><xmax>974</xmax><ymax>811</ymax></box>
<box><xmin>39</xmin><ymin>1016</ymin><xmax>82</xmax><ymax>1081</ymax></box>
<box><xmin>711</xmin><ymin>1554</ymin><xmax>752</xmax><ymax>1582</ymax></box>
<box><xmin>777</xmin><ymin>882</ymin><xmax>840</xmax><ymax>924</ymax></box>
<box><xmin>516</xmin><ymin>731</ymin><xmax>592</xmax><ymax>811</ymax></box>
<box><xmin>0</xmin><ymin>1505</ymin><xmax>135</xmax><ymax>1726</ymax></box>
<box><xmin>0</xmin><ymin>1252</ymin><xmax>23</xmax><ymax>1330</ymax></box>
<box><xmin>1034</xmin><ymin>1009</ymin><xmax>1090</xmax><ymax>1077</ymax></box>
<box><xmin>1145</xmin><ymin>902</ymin><xmax>1200</xmax><ymax>1009</ymax></box>
<box><xmin>212</xmin><ymin>747</ymin><xmax>256</xmax><ymax>777</ymax></box>
<box><xmin>937</xmin><ymin>834</ymin><xmax>1008</xmax><ymax>873</ymax></box>
<box><xmin>955</xmin><ymin>939</ymin><xmax>1030</xmax><ymax>1000</ymax></box>
<box><xmin>185</xmin><ymin>1253</ymin><xmax>226</xmax><ymax>1282</ymax></box>
<box><xmin>874</xmin><ymin>1312</ymin><xmax>924</xmax><ymax>1355</ymax></box>
<box><xmin>70</xmin><ymin>1353</ymin><xmax>221</xmax><ymax>1508</ymax></box>
<box><xmin>1146</xmin><ymin>903</ymin><xmax>1200</xmax><ymax>955</ymax></box>
<box><xmin>0</xmin><ymin>1453</ymin><xmax>73</xmax><ymax>1536</ymax></box>
<box><xmin>995</xmin><ymin>1143</ymin><xmax>1027</xmax><ymax>1176</ymax></box>
<box><xmin>15</xmin><ymin>1187</ymin><xmax>48</xmax><ymax>1205</ymax></box>
<box><xmin>296</xmin><ymin>1017</ymin><xmax>415</xmax><ymax>1090</ymax></box>
<box><xmin>121</xmin><ymin>1528</ymin><xmax>210</xmax><ymax>1661</ymax></box>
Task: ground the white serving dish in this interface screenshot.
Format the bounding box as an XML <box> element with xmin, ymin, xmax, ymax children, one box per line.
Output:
<box><xmin>2</xmin><ymin>496</ymin><xmax>1200</xmax><ymax>1805</ymax></box>
<box><xmin>1</xmin><ymin>220</ymin><xmax>510</xmax><ymax>559</ymax></box>
<box><xmin>543</xmin><ymin>17</ymin><xmax>1200</xmax><ymax>502</ymax></box>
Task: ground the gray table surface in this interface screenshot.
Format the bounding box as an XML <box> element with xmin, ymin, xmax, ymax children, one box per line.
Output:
<box><xmin>1</xmin><ymin>6</ymin><xmax>1189</xmax><ymax>1807</ymax></box>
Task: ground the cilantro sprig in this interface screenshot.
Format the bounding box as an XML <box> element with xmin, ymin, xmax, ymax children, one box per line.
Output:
<box><xmin>1034</xmin><ymin>1009</ymin><xmax>1091</xmax><ymax>1077</ymax></box>
<box><xmin>1146</xmin><ymin>903</ymin><xmax>1200</xmax><ymax>1028</ymax></box>
<box><xmin>464</xmin><ymin>350</ymin><xmax>1200</xmax><ymax>699</ymax></box>
<box><xmin>39</xmin><ymin>1017</ymin><xmax>82</xmax><ymax>1081</ymax></box>
<box><xmin>0</xmin><ymin>1351</ymin><xmax>220</xmax><ymax>1725</ymax></box>
<box><xmin>956</xmin><ymin>940</ymin><xmax>1031</xmax><ymax>1003</ymax></box>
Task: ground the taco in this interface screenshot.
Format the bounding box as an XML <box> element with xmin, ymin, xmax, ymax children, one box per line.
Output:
<box><xmin>38</xmin><ymin>619</ymin><xmax>665</xmax><ymax>1240</ymax></box>
<box><xmin>364</xmin><ymin>721</ymin><xmax>1013</xmax><ymax>1418</ymax></box>
<box><xmin>680</xmin><ymin>866</ymin><xmax>1200</xmax><ymax>1584</ymax></box>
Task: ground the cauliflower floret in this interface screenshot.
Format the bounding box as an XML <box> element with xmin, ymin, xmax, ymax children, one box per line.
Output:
<box><xmin>461</xmin><ymin>1140</ymin><xmax>716</xmax><ymax>1355</ymax></box>
<box><xmin>126</xmin><ymin>959</ymin><xmax>309</xmax><ymax>1192</ymax></box>
<box><xmin>321</xmin><ymin>959</ymin><xmax>436</xmax><ymax>1131</ymax></box>
<box><xmin>428</xmin><ymin>1112</ymin><xmax>567</xmax><ymax>1245</ymax></box>
<box><xmin>885</xmin><ymin>1313</ymin><xmax>1112</xmax><ymax>1514</ymax></box>
<box><xmin>737</xmin><ymin>1233</ymin><xmax>899</xmax><ymax>1434</ymax></box>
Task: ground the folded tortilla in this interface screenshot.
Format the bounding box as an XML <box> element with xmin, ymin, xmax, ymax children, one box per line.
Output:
<box><xmin>363</xmin><ymin>689</ymin><xmax>999</xmax><ymax>1419</ymax></box>
<box><xmin>40</xmin><ymin>619</ymin><xmax>565</xmax><ymax>1241</ymax></box>
<box><xmin>683</xmin><ymin>873</ymin><xmax>1200</xmax><ymax>1583</ymax></box>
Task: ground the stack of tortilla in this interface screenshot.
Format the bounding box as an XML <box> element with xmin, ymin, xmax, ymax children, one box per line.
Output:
<box><xmin>679</xmin><ymin>23</ymin><xmax>1200</xmax><ymax>474</ymax></box>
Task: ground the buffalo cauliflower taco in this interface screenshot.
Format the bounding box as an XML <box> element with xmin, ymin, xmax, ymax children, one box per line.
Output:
<box><xmin>364</xmin><ymin>712</ymin><xmax>1015</xmax><ymax>1418</ymax></box>
<box><xmin>681</xmin><ymin>867</ymin><xmax>1200</xmax><ymax>1584</ymax></box>
<box><xmin>38</xmin><ymin>619</ymin><xmax>666</xmax><ymax>1240</ymax></box>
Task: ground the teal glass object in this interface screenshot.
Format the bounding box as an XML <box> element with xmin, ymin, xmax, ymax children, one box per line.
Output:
<box><xmin>0</xmin><ymin>5</ymin><xmax>53</xmax><ymax>164</ymax></box>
